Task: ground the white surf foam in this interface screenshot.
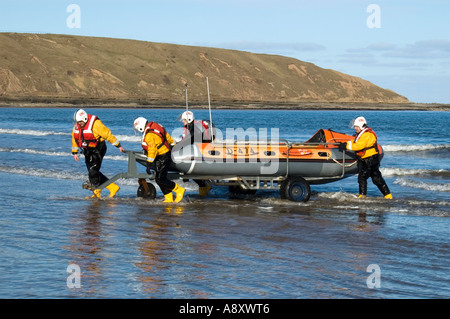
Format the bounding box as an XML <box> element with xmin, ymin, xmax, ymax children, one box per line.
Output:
<box><xmin>0</xmin><ymin>165</ymin><xmax>82</xmax><ymax>180</ymax></box>
<box><xmin>383</xmin><ymin>144</ymin><xmax>450</xmax><ymax>152</ymax></box>
<box><xmin>114</xmin><ymin>134</ymin><xmax>141</xmax><ymax>142</ymax></box>
<box><xmin>0</xmin><ymin>128</ymin><xmax>139</xmax><ymax>142</ymax></box>
<box><xmin>0</xmin><ymin>128</ymin><xmax>69</xmax><ymax>136</ymax></box>
<box><xmin>0</xmin><ymin>147</ymin><xmax>128</xmax><ymax>161</ymax></box>
<box><xmin>394</xmin><ymin>177</ymin><xmax>450</xmax><ymax>192</ymax></box>
<box><xmin>0</xmin><ymin>147</ymin><xmax>71</xmax><ymax>157</ymax></box>
<box><xmin>381</xmin><ymin>167</ymin><xmax>449</xmax><ymax>177</ymax></box>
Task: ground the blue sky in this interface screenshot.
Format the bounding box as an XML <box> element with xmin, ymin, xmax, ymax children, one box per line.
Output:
<box><xmin>1</xmin><ymin>0</ymin><xmax>449</xmax><ymax>103</ymax></box>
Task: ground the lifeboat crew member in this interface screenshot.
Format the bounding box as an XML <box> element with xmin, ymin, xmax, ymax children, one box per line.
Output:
<box><xmin>339</xmin><ymin>116</ymin><xmax>393</xmax><ymax>199</ymax></box>
<box><xmin>72</xmin><ymin>109</ymin><xmax>124</xmax><ymax>198</ymax></box>
<box><xmin>177</xmin><ymin>111</ymin><xmax>214</xmax><ymax>196</ymax></box>
<box><xmin>179</xmin><ymin>111</ymin><xmax>215</xmax><ymax>144</ymax></box>
<box><xmin>133</xmin><ymin>117</ymin><xmax>185</xmax><ymax>203</ymax></box>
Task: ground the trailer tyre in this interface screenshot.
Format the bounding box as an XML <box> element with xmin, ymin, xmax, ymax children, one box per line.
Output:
<box><xmin>280</xmin><ymin>176</ymin><xmax>311</xmax><ymax>202</ymax></box>
<box><xmin>137</xmin><ymin>182</ymin><xmax>157</xmax><ymax>199</ymax></box>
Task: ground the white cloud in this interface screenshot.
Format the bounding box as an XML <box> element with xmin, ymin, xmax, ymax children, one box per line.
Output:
<box><xmin>333</xmin><ymin>40</ymin><xmax>450</xmax><ymax>76</ymax></box>
<box><xmin>383</xmin><ymin>40</ymin><xmax>450</xmax><ymax>59</ymax></box>
<box><xmin>366</xmin><ymin>43</ymin><xmax>397</xmax><ymax>51</ymax></box>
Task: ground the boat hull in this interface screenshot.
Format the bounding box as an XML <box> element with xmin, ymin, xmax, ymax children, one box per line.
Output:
<box><xmin>171</xmin><ymin>140</ymin><xmax>360</xmax><ymax>183</ymax></box>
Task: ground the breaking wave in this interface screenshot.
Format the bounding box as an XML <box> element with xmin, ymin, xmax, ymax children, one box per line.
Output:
<box><xmin>114</xmin><ymin>134</ymin><xmax>141</xmax><ymax>142</ymax></box>
<box><xmin>382</xmin><ymin>168</ymin><xmax>450</xmax><ymax>193</ymax></box>
<box><xmin>394</xmin><ymin>177</ymin><xmax>450</xmax><ymax>192</ymax></box>
<box><xmin>0</xmin><ymin>147</ymin><xmax>71</xmax><ymax>157</ymax></box>
<box><xmin>383</xmin><ymin>144</ymin><xmax>450</xmax><ymax>152</ymax></box>
<box><xmin>0</xmin><ymin>128</ymin><xmax>139</xmax><ymax>142</ymax></box>
<box><xmin>0</xmin><ymin>165</ymin><xmax>81</xmax><ymax>181</ymax></box>
<box><xmin>0</xmin><ymin>128</ymin><xmax>69</xmax><ymax>136</ymax></box>
<box><xmin>0</xmin><ymin>147</ymin><xmax>127</xmax><ymax>161</ymax></box>
<box><xmin>381</xmin><ymin>167</ymin><xmax>450</xmax><ymax>178</ymax></box>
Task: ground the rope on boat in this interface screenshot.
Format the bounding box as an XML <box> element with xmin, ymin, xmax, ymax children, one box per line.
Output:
<box><xmin>331</xmin><ymin>157</ymin><xmax>358</xmax><ymax>168</ymax></box>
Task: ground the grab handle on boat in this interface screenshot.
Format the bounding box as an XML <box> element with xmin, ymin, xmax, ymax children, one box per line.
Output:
<box><xmin>279</xmin><ymin>139</ymin><xmax>290</xmax><ymax>178</ymax></box>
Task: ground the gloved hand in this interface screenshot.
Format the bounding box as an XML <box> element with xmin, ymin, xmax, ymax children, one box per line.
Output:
<box><xmin>338</xmin><ymin>142</ymin><xmax>347</xmax><ymax>152</ymax></box>
<box><xmin>146</xmin><ymin>162</ymin><xmax>154</xmax><ymax>175</ymax></box>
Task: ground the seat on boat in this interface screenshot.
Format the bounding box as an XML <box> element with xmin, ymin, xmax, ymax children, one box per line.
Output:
<box><xmin>306</xmin><ymin>129</ymin><xmax>353</xmax><ymax>145</ymax></box>
<box><xmin>306</xmin><ymin>129</ymin><xmax>327</xmax><ymax>144</ymax></box>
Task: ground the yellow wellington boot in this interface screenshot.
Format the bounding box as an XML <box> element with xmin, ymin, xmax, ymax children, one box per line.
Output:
<box><xmin>384</xmin><ymin>193</ymin><xmax>393</xmax><ymax>199</ymax></box>
<box><xmin>199</xmin><ymin>185</ymin><xmax>211</xmax><ymax>197</ymax></box>
<box><xmin>173</xmin><ymin>184</ymin><xmax>185</xmax><ymax>203</ymax></box>
<box><xmin>87</xmin><ymin>189</ymin><xmax>102</xmax><ymax>199</ymax></box>
<box><xmin>163</xmin><ymin>192</ymin><xmax>174</xmax><ymax>203</ymax></box>
<box><xmin>106</xmin><ymin>183</ymin><xmax>120</xmax><ymax>198</ymax></box>
<box><xmin>358</xmin><ymin>194</ymin><xmax>366</xmax><ymax>199</ymax></box>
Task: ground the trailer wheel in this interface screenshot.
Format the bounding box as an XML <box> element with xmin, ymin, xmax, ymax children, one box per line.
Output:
<box><xmin>137</xmin><ymin>182</ymin><xmax>157</xmax><ymax>199</ymax></box>
<box><xmin>280</xmin><ymin>176</ymin><xmax>311</xmax><ymax>202</ymax></box>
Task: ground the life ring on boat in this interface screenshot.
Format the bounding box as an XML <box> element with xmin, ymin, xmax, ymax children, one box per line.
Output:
<box><xmin>281</xmin><ymin>149</ymin><xmax>312</xmax><ymax>156</ymax></box>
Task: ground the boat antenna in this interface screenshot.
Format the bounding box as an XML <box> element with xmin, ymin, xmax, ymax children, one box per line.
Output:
<box><xmin>206</xmin><ymin>77</ymin><xmax>214</xmax><ymax>141</ymax></box>
<box><xmin>185</xmin><ymin>83</ymin><xmax>189</xmax><ymax>111</ymax></box>
<box><xmin>176</xmin><ymin>83</ymin><xmax>190</xmax><ymax>122</ymax></box>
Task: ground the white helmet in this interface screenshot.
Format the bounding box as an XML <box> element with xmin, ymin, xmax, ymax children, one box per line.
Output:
<box><xmin>74</xmin><ymin>109</ymin><xmax>88</xmax><ymax>123</ymax></box>
<box><xmin>351</xmin><ymin>116</ymin><xmax>367</xmax><ymax>129</ymax></box>
<box><xmin>181</xmin><ymin>111</ymin><xmax>195</xmax><ymax>124</ymax></box>
<box><xmin>133</xmin><ymin>117</ymin><xmax>148</xmax><ymax>133</ymax></box>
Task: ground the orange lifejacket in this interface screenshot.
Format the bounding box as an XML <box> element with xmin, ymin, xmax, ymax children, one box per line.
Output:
<box><xmin>73</xmin><ymin>114</ymin><xmax>99</xmax><ymax>149</ymax></box>
<box><xmin>354</xmin><ymin>127</ymin><xmax>378</xmax><ymax>158</ymax></box>
<box><xmin>141</xmin><ymin>121</ymin><xmax>171</xmax><ymax>151</ymax></box>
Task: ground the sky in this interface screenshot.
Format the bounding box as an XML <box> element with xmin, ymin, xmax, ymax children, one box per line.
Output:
<box><xmin>1</xmin><ymin>0</ymin><xmax>449</xmax><ymax>103</ymax></box>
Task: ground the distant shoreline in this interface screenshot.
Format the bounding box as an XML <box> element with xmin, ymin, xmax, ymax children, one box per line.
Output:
<box><xmin>0</xmin><ymin>98</ymin><xmax>449</xmax><ymax>111</ymax></box>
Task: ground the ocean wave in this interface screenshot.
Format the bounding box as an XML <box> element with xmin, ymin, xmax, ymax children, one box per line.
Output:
<box><xmin>0</xmin><ymin>147</ymin><xmax>71</xmax><ymax>157</ymax></box>
<box><xmin>394</xmin><ymin>177</ymin><xmax>450</xmax><ymax>192</ymax></box>
<box><xmin>0</xmin><ymin>147</ymin><xmax>127</xmax><ymax>161</ymax></box>
<box><xmin>381</xmin><ymin>167</ymin><xmax>450</xmax><ymax>178</ymax></box>
<box><xmin>0</xmin><ymin>165</ymin><xmax>82</xmax><ymax>181</ymax></box>
<box><xmin>0</xmin><ymin>128</ymin><xmax>70</xmax><ymax>136</ymax></box>
<box><xmin>0</xmin><ymin>165</ymin><xmax>143</xmax><ymax>187</ymax></box>
<box><xmin>114</xmin><ymin>134</ymin><xmax>141</xmax><ymax>142</ymax></box>
<box><xmin>0</xmin><ymin>128</ymin><xmax>140</xmax><ymax>143</ymax></box>
<box><xmin>383</xmin><ymin>144</ymin><xmax>450</xmax><ymax>152</ymax></box>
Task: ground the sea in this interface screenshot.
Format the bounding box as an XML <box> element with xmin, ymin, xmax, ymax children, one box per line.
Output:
<box><xmin>0</xmin><ymin>107</ymin><xmax>448</xmax><ymax>300</ymax></box>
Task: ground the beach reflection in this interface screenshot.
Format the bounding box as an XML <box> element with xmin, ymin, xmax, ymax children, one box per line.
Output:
<box><xmin>67</xmin><ymin>200</ymin><xmax>109</xmax><ymax>295</ymax></box>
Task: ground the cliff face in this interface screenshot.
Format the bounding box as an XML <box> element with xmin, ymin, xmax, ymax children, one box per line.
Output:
<box><xmin>0</xmin><ymin>33</ymin><xmax>409</xmax><ymax>104</ymax></box>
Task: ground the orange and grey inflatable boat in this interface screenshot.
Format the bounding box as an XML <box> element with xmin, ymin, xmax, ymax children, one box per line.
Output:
<box><xmin>97</xmin><ymin>129</ymin><xmax>384</xmax><ymax>202</ymax></box>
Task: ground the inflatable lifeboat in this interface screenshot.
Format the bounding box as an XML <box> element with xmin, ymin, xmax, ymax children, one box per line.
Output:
<box><xmin>116</xmin><ymin>129</ymin><xmax>384</xmax><ymax>202</ymax></box>
<box><xmin>172</xmin><ymin>129</ymin><xmax>364</xmax><ymax>180</ymax></box>
<box><xmin>165</xmin><ymin>129</ymin><xmax>383</xmax><ymax>201</ymax></box>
